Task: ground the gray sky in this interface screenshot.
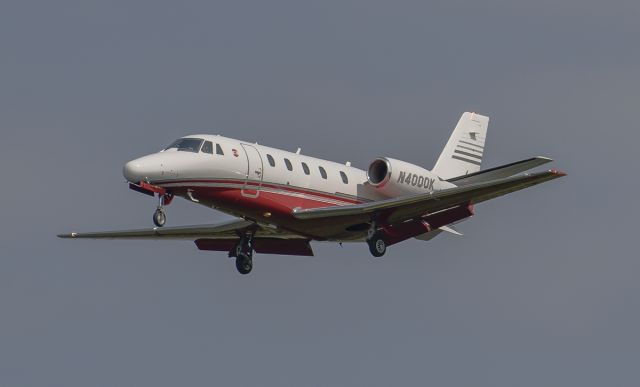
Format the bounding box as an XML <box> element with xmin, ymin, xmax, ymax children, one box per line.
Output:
<box><xmin>1</xmin><ymin>0</ymin><xmax>639</xmax><ymax>386</ymax></box>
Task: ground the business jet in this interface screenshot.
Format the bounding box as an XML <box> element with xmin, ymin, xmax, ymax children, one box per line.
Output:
<box><xmin>59</xmin><ymin>112</ymin><xmax>565</xmax><ymax>274</ymax></box>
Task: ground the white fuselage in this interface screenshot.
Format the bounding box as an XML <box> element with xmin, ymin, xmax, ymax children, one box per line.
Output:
<box><xmin>123</xmin><ymin>135</ymin><xmax>453</xmax><ymax>240</ymax></box>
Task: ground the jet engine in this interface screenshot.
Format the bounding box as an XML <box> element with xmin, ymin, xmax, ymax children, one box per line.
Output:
<box><xmin>367</xmin><ymin>157</ymin><xmax>446</xmax><ymax>197</ymax></box>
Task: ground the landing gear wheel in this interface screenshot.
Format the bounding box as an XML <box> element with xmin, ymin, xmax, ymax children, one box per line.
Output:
<box><xmin>153</xmin><ymin>208</ymin><xmax>166</xmax><ymax>227</ymax></box>
<box><xmin>235</xmin><ymin>253</ymin><xmax>253</xmax><ymax>275</ymax></box>
<box><xmin>368</xmin><ymin>235</ymin><xmax>387</xmax><ymax>257</ymax></box>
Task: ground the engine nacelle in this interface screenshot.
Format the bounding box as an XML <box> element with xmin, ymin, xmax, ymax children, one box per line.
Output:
<box><xmin>367</xmin><ymin>157</ymin><xmax>448</xmax><ymax>197</ymax></box>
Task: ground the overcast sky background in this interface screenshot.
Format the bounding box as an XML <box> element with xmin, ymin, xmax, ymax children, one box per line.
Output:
<box><xmin>1</xmin><ymin>1</ymin><xmax>639</xmax><ymax>386</ymax></box>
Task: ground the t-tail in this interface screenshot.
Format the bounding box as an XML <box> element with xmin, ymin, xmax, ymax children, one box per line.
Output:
<box><xmin>432</xmin><ymin>112</ymin><xmax>489</xmax><ymax>180</ymax></box>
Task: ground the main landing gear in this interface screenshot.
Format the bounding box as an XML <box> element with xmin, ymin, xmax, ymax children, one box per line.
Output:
<box><xmin>366</xmin><ymin>223</ymin><xmax>387</xmax><ymax>257</ymax></box>
<box><xmin>368</xmin><ymin>234</ymin><xmax>387</xmax><ymax>257</ymax></box>
<box><xmin>231</xmin><ymin>234</ymin><xmax>254</xmax><ymax>275</ymax></box>
<box><xmin>367</xmin><ymin>233</ymin><xmax>387</xmax><ymax>257</ymax></box>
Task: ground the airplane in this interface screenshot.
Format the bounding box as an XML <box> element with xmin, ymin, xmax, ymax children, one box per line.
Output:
<box><xmin>59</xmin><ymin>112</ymin><xmax>566</xmax><ymax>274</ymax></box>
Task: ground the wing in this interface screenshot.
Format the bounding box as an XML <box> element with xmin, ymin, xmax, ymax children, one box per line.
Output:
<box><xmin>58</xmin><ymin>219</ymin><xmax>314</xmax><ymax>256</ymax></box>
<box><xmin>293</xmin><ymin>170</ymin><xmax>566</xmax><ymax>225</ymax></box>
<box><xmin>58</xmin><ymin>219</ymin><xmax>260</xmax><ymax>240</ymax></box>
<box><xmin>446</xmin><ymin>156</ymin><xmax>553</xmax><ymax>186</ymax></box>
<box><xmin>57</xmin><ymin>218</ymin><xmax>306</xmax><ymax>240</ymax></box>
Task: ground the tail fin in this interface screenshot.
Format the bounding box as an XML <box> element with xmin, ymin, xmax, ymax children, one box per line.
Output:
<box><xmin>432</xmin><ymin>112</ymin><xmax>489</xmax><ymax>180</ymax></box>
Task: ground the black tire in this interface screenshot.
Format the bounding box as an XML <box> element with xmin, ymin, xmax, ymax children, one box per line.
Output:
<box><xmin>368</xmin><ymin>235</ymin><xmax>387</xmax><ymax>257</ymax></box>
<box><xmin>235</xmin><ymin>253</ymin><xmax>253</xmax><ymax>275</ymax></box>
<box><xmin>153</xmin><ymin>209</ymin><xmax>166</xmax><ymax>227</ymax></box>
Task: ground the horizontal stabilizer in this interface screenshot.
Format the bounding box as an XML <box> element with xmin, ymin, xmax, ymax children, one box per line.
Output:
<box><xmin>447</xmin><ymin>156</ymin><xmax>553</xmax><ymax>186</ymax></box>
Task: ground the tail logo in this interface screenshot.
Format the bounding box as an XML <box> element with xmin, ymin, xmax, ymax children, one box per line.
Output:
<box><xmin>452</xmin><ymin>138</ymin><xmax>484</xmax><ymax>166</ymax></box>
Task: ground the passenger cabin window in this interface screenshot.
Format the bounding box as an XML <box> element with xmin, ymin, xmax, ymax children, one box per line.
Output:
<box><xmin>340</xmin><ymin>171</ymin><xmax>349</xmax><ymax>184</ymax></box>
<box><xmin>301</xmin><ymin>162</ymin><xmax>310</xmax><ymax>175</ymax></box>
<box><xmin>216</xmin><ymin>143</ymin><xmax>224</xmax><ymax>155</ymax></box>
<box><xmin>165</xmin><ymin>138</ymin><xmax>204</xmax><ymax>153</ymax></box>
<box><xmin>201</xmin><ymin>141</ymin><xmax>213</xmax><ymax>154</ymax></box>
<box><xmin>284</xmin><ymin>158</ymin><xmax>293</xmax><ymax>171</ymax></box>
<box><xmin>319</xmin><ymin>166</ymin><xmax>327</xmax><ymax>179</ymax></box>
<box><xmin>267</xmin><ymin>154</ymin><xmax>276</xmax><ymax>167</ymax></box>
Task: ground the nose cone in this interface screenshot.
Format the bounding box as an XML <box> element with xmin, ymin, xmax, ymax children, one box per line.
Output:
<box><xmin>123</xmin><ymin>159</ymin><xmax>145</xmax><ymax>183</ymax></box>
<box><xmin>123</xmin><ymin>152</ymin><xmax>184</xmax><ymax>183</ymax></box>
<box><xmin>123</xmin><ymin>154</ymin><xmax>164</xmax><ymax>183</ymax></box>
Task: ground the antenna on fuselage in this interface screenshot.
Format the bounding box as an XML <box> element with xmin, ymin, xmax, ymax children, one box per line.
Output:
<box><xmin>295</xmin><ymin>148</ymin><xmax>301</xmax><ymax>154</ymax></box>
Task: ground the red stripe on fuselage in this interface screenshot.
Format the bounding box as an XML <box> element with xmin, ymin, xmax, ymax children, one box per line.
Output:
<box><xmin>152</xmin><ymin>179</ymin><xmax>365</xmax><ymax>239</ymax></box>
<box><xmin>179</xmin><ymin>185</ymin><xmax>350</xmax><ymax>214</ymax></box>
<box><xmin>154</xmin><ymin>178</ymin><xmax>363</xmax><ymax>205</ymax></box>
<box><xmin>168</xmin><ymin>185</ymin><xmax>345</xmax><ymax>240</ymax></box>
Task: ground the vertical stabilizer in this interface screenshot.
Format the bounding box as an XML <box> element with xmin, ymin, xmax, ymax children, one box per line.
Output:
<box><xmin>432</xmin><ymin>112</ymin><xmax>489</xmax><ymax>180</ymax></box>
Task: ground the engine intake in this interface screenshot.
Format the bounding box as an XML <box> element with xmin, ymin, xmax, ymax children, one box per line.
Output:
<box><xmin>367</xmin><ymin>158</ymin><xmax>391</xmax><ymax>186</ymax></box>
<box><xmin>366</xmin><ymin>157</ymin><xmax>447</xmax><ymax>197</ymax></box>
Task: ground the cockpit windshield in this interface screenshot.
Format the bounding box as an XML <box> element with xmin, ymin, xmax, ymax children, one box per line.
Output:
<box><xmin>164</xmin><ymin>138</ymin><xmax>204</xmax><ymax>153</ymax></box>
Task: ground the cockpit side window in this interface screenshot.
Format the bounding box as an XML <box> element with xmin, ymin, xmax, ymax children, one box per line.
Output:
<box><xmin>201</xmin><ymin>141</ymin><xmax>213</xmax><ymax>154</ymax></box>
<box><xmin>165</xmin><ymin>138</ymin><xmax>204</xmax><ymax>153</ymax></box>
<box><xmin>216</xmin><ymin>143</ymin><xmax>224</xmax><ymax>155</ymax></box>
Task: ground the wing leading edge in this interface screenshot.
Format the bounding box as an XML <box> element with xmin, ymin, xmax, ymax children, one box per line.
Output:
<box><xmin>57</xmin><ymin>219</ymin><xmax>304</xmax><ymax>240</ymax></box>
<box><xmin>58</xmin><ymin>219</ymin><xmax>313</xmax><ymax>256</ymax></box>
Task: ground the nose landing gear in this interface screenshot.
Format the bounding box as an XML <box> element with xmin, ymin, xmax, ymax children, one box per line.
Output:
<box><xmin>152</xmin><ymin>193</ymin><xmax>173</xmax><ymax>228</ymax></box>
<box><xmin>129</xmin><ymin>181</ymin><xmax>174</xmax><ymax>228</ymax></box>
<box><xmin>153</xmin><ymin>207</ymin><xmax>166</xmax><ymax>227</ymax></box>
